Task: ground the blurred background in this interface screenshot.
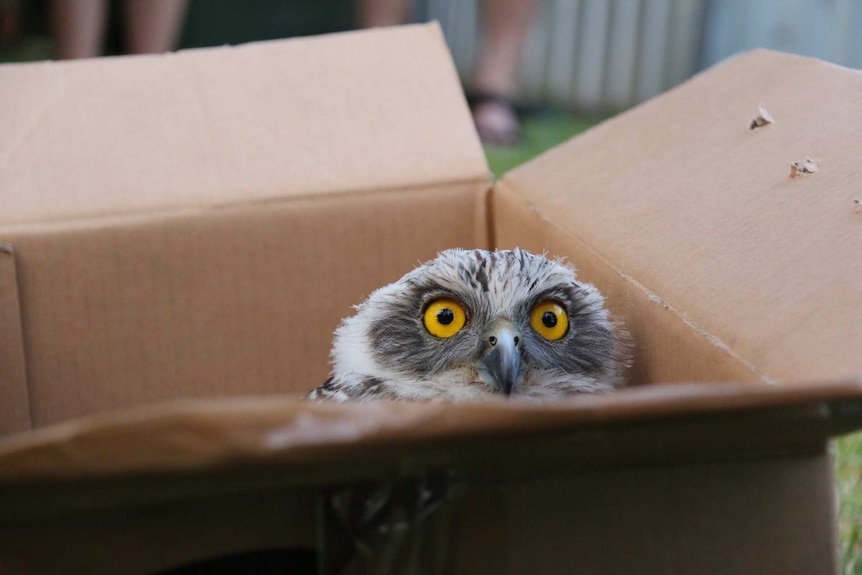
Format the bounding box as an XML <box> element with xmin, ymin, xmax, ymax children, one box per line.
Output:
<box><xmin>4</xmin><ymin>1</ymin><xmax>862</xmax><ymax>128</ymax></box>
<box><xmin>1</xmin><ymin>1</ymin><xmax>860</xmax><ymax>571</ymax></box>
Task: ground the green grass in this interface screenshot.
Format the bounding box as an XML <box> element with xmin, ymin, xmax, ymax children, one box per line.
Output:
<box><xmin>839</xmin><ymin>434</ymin><xmax>862</xmax><ymax>574</ymax></box>
<box><xmin>485</xmin><ymin>113</ymin><xmax>862</xmax><ymax>574</ymax></box>
<box><xmin>0</xmin><ymin>35</ymin><xmax>53</xmax><ymax>64</ymax></box>
<box><xmin>484</xmin><ymin>112</ymin><xmax>600</xmax><ymax>178</ymax></box>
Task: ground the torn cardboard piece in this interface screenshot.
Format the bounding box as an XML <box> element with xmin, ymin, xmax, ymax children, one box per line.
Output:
<box><xmin>790</xmin><ymin>156</ymin><xmax>818</xmax><ymax>177</ymax></box>
<box><xmin>750</xmin><ymin>102</ymin><xmax>774</xmax><ymax>129</ymax></box>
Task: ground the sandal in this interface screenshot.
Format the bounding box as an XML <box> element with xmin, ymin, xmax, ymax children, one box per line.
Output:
<box><xmin>466</xmin><ymin>90</ymin><xmax>526</xmax><ymax>147</ymax></box>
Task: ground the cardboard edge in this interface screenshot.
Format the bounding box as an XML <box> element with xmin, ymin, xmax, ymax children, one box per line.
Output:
<box><xmin>0</xmin><ymin>244</ymin><xmax>31</xmax><ymax>434</ymax></box>
<box><xmin>478</xmin><ymin>178</ymin><xmax>495</xmax><ymax>249</ymax></box>
<box><xmin>2</xmin><ymin>379</ymin><xmax>861</xmax><ymax>484</ymax></box>
<box><xmin>2</xmin><ymin>22</ymin><xmax>492</xmax><ymax>231</ymax></box>
<box><xmin>0</xmin><ymin>402</ymin><xmax>848</xmax><ymax>526</ymax></box>
<box><xmin>492</xmin><ymin>178</ymin><xmax>774</xmax><ymax>385</ymax></box>
<box><xmin>2</xmin><ymin>176</ymin><xmax>492</xmax><ymax>234</ymax></box>
<box><xmin>501</xmin><ymin>48</ymin><xmax>837</xmax><ymax>185</ymax></box>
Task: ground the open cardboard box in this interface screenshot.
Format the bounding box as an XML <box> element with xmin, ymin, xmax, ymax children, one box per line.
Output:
<box><xmin>1</xmin><ymin>23</ymin><xmax>861</xmax><ymax>574</ymax></box>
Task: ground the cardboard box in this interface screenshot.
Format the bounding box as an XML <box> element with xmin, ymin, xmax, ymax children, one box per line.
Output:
<box><xmin>1</xmin><ymin>23</ymin><xmax>861</xmax><ymax>574</ymax></box>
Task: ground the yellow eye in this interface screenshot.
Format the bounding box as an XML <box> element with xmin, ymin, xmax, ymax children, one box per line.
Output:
<box><xmin>423</xmin><ymin>298</ymin><xmax>467</xmax><ymax>338</ymax></box>
<box><xmin>530</xmin><ymin>301</ymin><xmax>569</xmax><ymax>340</ymax></box>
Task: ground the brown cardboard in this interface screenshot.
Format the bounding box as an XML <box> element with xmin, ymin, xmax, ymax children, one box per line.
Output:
<box><xmin>7</xmin><ymin>184</ymin><xmax>487</xmax><ymax>429</ymax></box>
<box><xmin>452</xmin><ymin>451</ymin><xmax>837</xmax><ymax>575</ymax></box>
<box><xmin>1</xmin><ymin>382</ymin><xmax>858</xmax><ymax>574</ymax></box>
<box><xmin>0</xmin><ymin>452</ymin><xmax>836</xmax><ymax>575</ymax></box>
<box><xmin>0</xmin><ymin>26</ymin><xmax>486</xmax><ymax>226</ymax></box>
<box><xmin>497</xmin><ymin>49</ymin><xmax>862</xmax><ymax>386</ymax></box>
<box><xmin>1</xmin><ymin>380</ymin><xmax>861</xmax><ymax>487</ymax></box>
<box><xmin>0</xmin><ymin>491</ymin><xmax>318</xmax><ymax>575</ymax></box>
<box><xmin>0</xmin><ymin>24</ymin><xmax>490</xmax><ymax>430</ymax></box>
<box><xmin>1</xmin><ymin>27</ymin><xmax>862</xmax><ymax>575</ymax></box>
<box><xmin>0</xmin><ymin>245</ymin><xmax>29</xmax><ymax>434</ymax></box>
<box><xmin>493</xmin><ymin>179</ymin><xmax>767</xmax><ymax>386</ymax></box>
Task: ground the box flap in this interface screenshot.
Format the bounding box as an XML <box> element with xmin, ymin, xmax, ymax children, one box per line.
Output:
<box><xmin>0</xmin><ymin>379</ymin><xmax>860</xmax><ymax>520</ymax></box>
<box><xmin>0</xmin><ymin>24</ymin><xmax>491</xmax><ymax>429</ymax></box>
<box><xmin>8</xmin><ymin>182</ymin><xmax>488</xmax><ymax>428</ymax></box>
<box><xmin>500</xmin><ymin>50</ymin><xmax>862</xmax><ymax>384</ymax></box>
<box><xmin>0</xmin><ymin>23</ymin><xmax>487</xmax><ymax>229</ymax></box>
<box><xmin>0</xmin><ymin>245</ymin><xmax>30</xmax><ymax>434</ymax></box>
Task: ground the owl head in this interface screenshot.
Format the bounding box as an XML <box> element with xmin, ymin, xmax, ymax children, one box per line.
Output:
<box><xmin>325</xmin><ymin>248</ymin><xmax>629</xmax><ymax>401</ymax></box>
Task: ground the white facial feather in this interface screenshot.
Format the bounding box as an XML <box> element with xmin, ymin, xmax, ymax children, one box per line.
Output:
<box><xmin>309</xmin><ymin>248</ymin><xmax>629</xmax><ymax>402</ymax></box>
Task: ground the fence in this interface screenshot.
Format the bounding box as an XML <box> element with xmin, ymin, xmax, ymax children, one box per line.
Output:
<box><xmin>423</xmin><ymin>0</ymin><xmax>862</xmax><ymax>113</ymax></box>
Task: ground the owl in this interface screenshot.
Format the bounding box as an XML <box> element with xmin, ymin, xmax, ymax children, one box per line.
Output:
<box><xmin>307</xmin><ymin>248</ymin><xmax>628</xmax><ymax>401</ymax></box>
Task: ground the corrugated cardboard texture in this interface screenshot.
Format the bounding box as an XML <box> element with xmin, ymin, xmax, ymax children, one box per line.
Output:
<box><xmin>0</xmin><ymin>24</ymin><xmax>486</xmax><ymax>226</ymax></box>
<box><xmin>1</xmin><ymin>380</ymin><xmax>860</xmax><ymax>487</ymax></box>
<box><xmin>0</xmin><ymin>445</ymin><xmax>838</xmax><ymax>574</ymax></box>
<box><xmin>499</xmin><ymin>49</ymin><xmax>862</xmax><ymax>386</ymax></box>
<box><xmin>0</xmin><ymin>490</ymin><xmax>317</xmax><ymax>575</ymax></box>
<box><xmin>494</xmin><ymin>180</ymin><xmax>763</xmax><ymax>385</ymax></box>
<box><xmin>0</xmin><ymin>383</ymin><xmax>850</xmax><ymax>574</ymax></box>
<box><xmin>0</xmin><ymin>246</ymin><xmax>30</xmax><ymax>433</ymax></box>
<box><xmin>6</xmin><ymin>182</ymin><xmax>487</xmax><ymax>428</ymax></box>
<box><xmin>452</xmin><ymin>451</ymin><xmax>836</xmax><ymax>575</ymax></box>
<box><xmin>0</xmin><ymin>24</ymin><xmax>490</xmax><ymax>430</ymax></box>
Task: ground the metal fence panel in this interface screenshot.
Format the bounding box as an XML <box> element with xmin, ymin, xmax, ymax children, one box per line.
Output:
<box><xmin>425</xmin><ymin>0</ymin><xmax>707</xmax><ymax>112</ymax></box>
<box><xmin>425</xmin><ymin>0</ymin><xmax>862</xmax><ymax>111</ymax></box>
<box><xmin>701</xmin><ymin>0</ymin><xmax>862</xmax><ymax>69</ymax></box>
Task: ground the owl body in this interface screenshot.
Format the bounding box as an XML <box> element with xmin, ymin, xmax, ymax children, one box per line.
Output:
<box><xmin>307</xmin><ymin>248</ymin><xmax>627</xmax><ymax>401</ymax></box>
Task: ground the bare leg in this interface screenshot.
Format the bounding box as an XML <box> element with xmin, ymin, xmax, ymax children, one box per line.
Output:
<box><xmin>357</xmin><ymin>0</ymin><xmax>411</xmax><ymax>28</ymax></box>
<box><xmin>0</xmin><ymin>0</ymin><xmax>22</xmax><ymax>47</ymax></box>
<box><xmin>50</xmin><ymin>0</ymin><xmax>107</xmax><ymax>59</ymax></box>
<box><xmin>125</xmin><ymin>0</ymin><xmax>187</xmax><ymax>54</ymax></box>
<box><xmin>471</xmin><ymin>0</ymin><xmax>537</xmax><ymax>145</ymax></box>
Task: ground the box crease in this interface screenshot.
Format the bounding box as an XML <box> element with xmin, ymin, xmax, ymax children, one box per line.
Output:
<box><xmin>0</xmin><ymin>246</ymin><xmax>32</xmax><ymax>431</ymax></box>
<box><xmin>495</xmin><ymin>178</ymin><xmax>775</xmax><ymax>386</ymax></box>
<box><xmin>0</xmin><ymin>176</ymin><xmax>493</xmax><ymax>233</ymax></box>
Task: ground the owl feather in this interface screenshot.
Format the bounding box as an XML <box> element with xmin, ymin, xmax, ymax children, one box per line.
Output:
<box><xmin>307</xmin><ymin>248</ymin><xmax>629</xmax><ymax>401</ymax></box>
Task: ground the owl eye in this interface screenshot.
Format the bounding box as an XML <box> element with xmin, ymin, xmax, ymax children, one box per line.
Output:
<box><xmin>530</xmin><ymin>301</ymin><xmax>569</xmax><ymax>340</ymax></box>
<box><xmin>423</xmin><ymin>298</ymin><xmax>467</xmax><ymax>338</ymax></box>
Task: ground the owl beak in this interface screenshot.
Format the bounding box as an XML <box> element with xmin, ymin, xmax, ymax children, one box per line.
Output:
<box><xmin>478</xmin><ymin>327</ymin><xmax>523</xmax><ymax>396</ymax></box>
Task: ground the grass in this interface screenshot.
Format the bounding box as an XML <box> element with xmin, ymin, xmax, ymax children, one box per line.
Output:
<box><xmin>839</xmin><ymin>434</ymin><xmax>862</xmax><ymax>574</ymax></box>
<box><xmin>486</xmin><ymin>112</ymin><xmax>862</xmax><ymax>574</ymax></box>
<box><xmin>484</xmin><ymin>112</ymin><xmax>600</xmax><ymax>178</ymax></box>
